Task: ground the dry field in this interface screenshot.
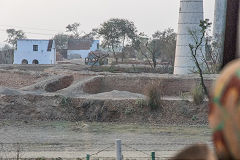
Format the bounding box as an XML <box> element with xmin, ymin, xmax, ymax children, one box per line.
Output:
<box><xmin>0</xmin><ymin>64</ymin><xmax>216</xmax><ymax>159</ymax></box>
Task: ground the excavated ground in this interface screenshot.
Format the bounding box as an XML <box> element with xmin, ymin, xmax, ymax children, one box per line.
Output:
<box><xmin>0</xmin><ymin>64</ymin><xmax>217</xmax><ymax>125</ymax></box>
<box><xmin>0</xmin><ymin>64</ymin><xmax>218</xmax><ymax>159</ymax></box>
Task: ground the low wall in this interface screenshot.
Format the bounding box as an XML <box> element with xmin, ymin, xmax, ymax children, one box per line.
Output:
<box><xmin>83</xmin><ymin>74</ymin><xmax>217</xmax><ymax>96</ymax></box>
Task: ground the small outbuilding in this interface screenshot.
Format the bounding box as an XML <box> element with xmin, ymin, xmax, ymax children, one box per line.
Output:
<box><xmin>67</xmin><ymin>39</ymin><xmax>99</xmax><ymax>59</ymax></box>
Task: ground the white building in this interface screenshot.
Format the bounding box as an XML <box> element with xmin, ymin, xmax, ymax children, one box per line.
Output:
<box><xmin>174</xmin><ymin>0</ymin><xmax>204</xmax><ymax>74</ymax></box>
<box><xmin>14</xmin><ymin>39</ymin><xmax>56</xmax><ymax>64</ymax></box>
<box><xmin>213</xmin><ymin>0</ymin><xmax>227</xmax><ymax>58</ymax></box>
<box><xmin>67</xmin><ymin>39</ymin><xmax>99</xmax><ymax>59</ymax></box>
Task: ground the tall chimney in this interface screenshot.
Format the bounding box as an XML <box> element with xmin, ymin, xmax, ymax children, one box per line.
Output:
<box><xmin>174</xmin><ymin>0</ymin><xmax>204</xmax><ymax>74</ymax></box>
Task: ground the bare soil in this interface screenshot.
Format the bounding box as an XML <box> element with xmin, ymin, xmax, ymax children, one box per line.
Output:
<box><xmin>0</xmin><ymin>64</ymin><xmax>212</xmax><ymax>125</ymax></box>
<box><xmin>0</xmin><ymin>71</ymin><xmax>48</xmax><ymax>89</ymax></box>
<box><xmin>0</xmin><ymin>64</ymin><xmax>216</xmax><ymax>159</ymax></box>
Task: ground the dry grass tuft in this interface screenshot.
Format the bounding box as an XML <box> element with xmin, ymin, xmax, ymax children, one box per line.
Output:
<box><xmin>191</xmin><ymin>85</ymin><xmax>204</xmax><ymax>105</ymax></box>
<box><xmin>144</xmin><ymin>81</ymin><xmax>163</xmax><ymax>110</ymax></box>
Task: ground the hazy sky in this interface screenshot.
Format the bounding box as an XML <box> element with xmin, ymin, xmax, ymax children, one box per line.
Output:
<box><xmin>0</xmin><ymin>0</ymin><xmax>215</xmax><ymax>43</ymax></box>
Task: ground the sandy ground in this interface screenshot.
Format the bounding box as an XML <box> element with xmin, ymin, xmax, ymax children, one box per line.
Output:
<box><xmin>0</xmin><ymin>121</ymin><xmax>213</xmax><ymax>159</ymax></box>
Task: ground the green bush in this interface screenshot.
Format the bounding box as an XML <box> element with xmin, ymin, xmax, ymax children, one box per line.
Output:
<box><xmin>192</xmin><ymin>85</ymin><xmax>204</xmax><ymax>105</ymax></box>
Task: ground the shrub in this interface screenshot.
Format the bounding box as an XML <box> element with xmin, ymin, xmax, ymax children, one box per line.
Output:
<box><xmin>124</xmin><ymin>107</ymin><xmax>135</xmax><ymax>115</ymax></box>
<box><xmin>144</xmin><ymin>82</ymin><xmax>163</xmax><ymax>110</ymax></box>
<box><xmin>191</xmin><ymin>85</ymin><xmax>204</xmax><ymax>105</ymax></box>
<box><xmin>135</xmin><ymin>99</ymin><xmax>147</xmax><ymax>108</ymax></box>
<box><xmin>192</xmin><ymin>115</ymin><xmax>198</xmax><ymax>121</ymax></box>
<box><xmin>60</xmin><ymin>96</ymin><xmax>72</xmax><ymax>107</ymax></box>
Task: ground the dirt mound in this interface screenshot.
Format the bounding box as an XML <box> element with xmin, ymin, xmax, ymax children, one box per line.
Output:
<box><xmin>0</xmin><ymin>70</ymin><xmax>47</xmax><ymax>89</ymax></box>
<box><xmin>0</xmin><ymin>94</ymin><xmax>80</xmax><ymax>121</ymax></box>
<box><xmin>85</xmin><ymin>90</ymin><xmax>145</xmax><ymax>100</ymax></box>
<box><xmin>21</xmin><ymin>75</ymin><xmax>74</xmax><ymax>93</ymax></box>
<box><xmin>0</xmin><ymin>93</ymin><xmax>208</xmax><ymax>125</ymax></box>
<box><xmin>0</xmin><ymin>87</ymin><xmax>22</xmax><ymax>95</ymax></box>
<box><xmin>45</xmin><ymin>75</ymin><xmax>74</xmax><ymax>92</ymax></box>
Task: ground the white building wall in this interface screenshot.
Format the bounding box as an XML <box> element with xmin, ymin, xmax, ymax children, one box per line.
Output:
<box><xmin>67</xmin><ymin>40</ymin><xmax>99</xmax><ymax>59</ymax></box>
<box><xmin>213</xmin><ymin>0</ymin><xmax>227</xmax><ymax>38</ymax></box>
<box><xmin>213</xmin><ymin>0</ymin><xmax>227</xmax><ymax>58</ymax></box>
<box><xmin>67</xmin><ymin>50</ymin><xmax>90</xmax><ymax>59</ymax></box>
<box><xmin>14</xmin><ymin>40</ymin><xmax>56</xmax><ymax>64</ymax></box>
<box><xmin>174</xmin><ymin>0</ymin><xmax>204</xmax><ymax>74</ymax></box>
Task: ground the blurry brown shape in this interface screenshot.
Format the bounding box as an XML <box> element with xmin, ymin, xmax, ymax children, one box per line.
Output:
<box><xmin>170</xmin><ymin>144</ymin><xmax>216</xmax><ymax>160</ymax></box>
<box><xmin>209</xmin><ymin>60</ymin><xmax>240</xmax><ymax>159</ymax></box>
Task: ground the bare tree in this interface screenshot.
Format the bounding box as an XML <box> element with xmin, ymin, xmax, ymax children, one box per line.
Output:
<box><xmin>132</xmin><ymin>33</ymin><xmax>159</xmax><ymax>69</ymax></box>
<box><xmin>188</xmin><ymin>19</ymin><xmax>219</xmax><ymax>98</ymax></box>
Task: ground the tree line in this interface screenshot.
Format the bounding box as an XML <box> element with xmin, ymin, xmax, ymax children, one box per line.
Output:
<box><xmin>3</xmin><ymin>18</ymin><xmax>177</xmax><ymax>67</ymax></box>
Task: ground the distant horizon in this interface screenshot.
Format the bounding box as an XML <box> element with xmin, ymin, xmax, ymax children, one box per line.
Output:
<box><xmin>0</xmin><ymin>0</ymin><xmax>215</xmax><ymax>46</ymax></box>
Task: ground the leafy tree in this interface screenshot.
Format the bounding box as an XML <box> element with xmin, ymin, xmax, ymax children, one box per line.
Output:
<box><xmin>66</xmin><ymin>22</ymin><xmax>82</xmax><ymax>38</ymax></box>
<box><xmin>122</xmin><ymin>45</ymin><xmax>138</xmax><ymax>58</ymax></box>
<box><xmin>0</xmin><ymin>44</ymin><xmax>12</xmax><ymax>51</ymax></box>
<box><xmin>81</xmin><ymin>29</ymin><xmax>98</xmax><ymax>40</ymax></box>
<box><xmin>97</xmin><ymin>18</ymin><xmax>137</xmax><ymax>62</ymax></box>
<box><xmin>5</xmin><ymin>29</ymin><xmax>26</xmax><ymax>48</ymax></box>
<box><xmin>152</xmin><ymin>28</ymin><xmax>177</xmax><ymax>65</ymax></box>
<box><xmin>53</xmin><ymin>33</ymin><xmax>70</xmax><ymax>50</ymax></box>
<box><xmin>132</xmin><ymin>33</ymin><xmax>159</xmax><ymax>69</ymax></box>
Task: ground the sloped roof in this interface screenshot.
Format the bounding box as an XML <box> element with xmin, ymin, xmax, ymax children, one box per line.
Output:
<box><xmin>68</xmin><ymin>39</ymin><xmax>93</xmax><ymax>50</ymax></box>
<box><xmin>47</xmin><ymin>40</ymin><xmax>53</xmax><ymax>51</ymax></box>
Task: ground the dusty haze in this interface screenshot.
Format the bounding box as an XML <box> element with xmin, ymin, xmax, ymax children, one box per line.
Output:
<box><xmin>0</xmin><ymin>0</ymin><xmax>214</xmax><ymax>43</ymax></box>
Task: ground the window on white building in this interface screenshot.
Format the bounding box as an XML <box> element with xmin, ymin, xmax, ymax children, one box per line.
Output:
<box><xmin>33</xmin><ymin>45</ymin><xmax>38</xmax><ymax>51</ymax></box>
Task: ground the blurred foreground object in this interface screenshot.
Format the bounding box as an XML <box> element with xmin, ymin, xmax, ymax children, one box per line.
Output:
<box><xmin>171</xmin><ymin>144</ymin><xmax>216</xmax><ymax>160</ymax></box>
<box><xmin>172</xmin><ymin>60</ymin><xmax>240</xmax><ymax>160</ymax></box>
<box><xmin>209</xmin><ymin>59</ymin><xmax>240</xmax><ymax>159</ymax></box>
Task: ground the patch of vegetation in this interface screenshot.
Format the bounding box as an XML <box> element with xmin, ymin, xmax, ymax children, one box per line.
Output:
<box><xmin>144</xmin><ymin>82</ymin><xmax>163</xmax><ymax>110</ymax></box>
<box><xmin>124</xmin><ymin>107</ymin><xmax>135</xmax><ymax>115</ymax></box>
<box><xmin>135</xmin><ymin>99</ymin><xmax>147</xmax><ymax>108</ymax></box>
<box><xmin>108</xmin><ymin>65</ymin><xmax>117</xmax><ymax>73</ymax></box>
<box><xmin>59</xmin><ymin>96</ymin><xmax>72</xmax><ymax>107</ymax></box>
<box><xmin>191</xmin><ymin>85</ymin><xmax>204</xmax><ymax>105</ymax></box>
<box><xmin>192</xmin><ymin>115</ymin><xmax>198</xmax><ymax>121</ymax></box>
<box><xmin>180</xmin><ymin>106</ymin><xmax>189</xmax><ymax>116</ymax></box>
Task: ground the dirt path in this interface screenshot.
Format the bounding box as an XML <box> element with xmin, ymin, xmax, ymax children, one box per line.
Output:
<box><xmin>0</xmin><ymin>121</ymin><xmax>212</xmax><ymax>159</ymax></box>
